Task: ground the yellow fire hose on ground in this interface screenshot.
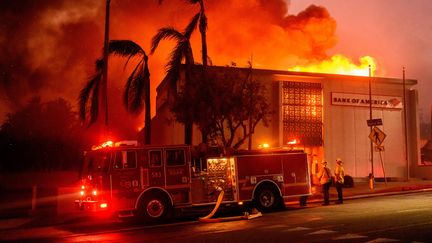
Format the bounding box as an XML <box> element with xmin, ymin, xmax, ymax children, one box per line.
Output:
<box><xmin>198</xmin><ymin>190</ymin><xmax>262</xmax><ymax>223</ymax></box>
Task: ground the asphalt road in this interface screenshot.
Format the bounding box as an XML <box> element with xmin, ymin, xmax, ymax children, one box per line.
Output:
<box><xmin>3</xmin><ymin>191</ymin><xmax>432</xmax><ymax>242</ymax></box>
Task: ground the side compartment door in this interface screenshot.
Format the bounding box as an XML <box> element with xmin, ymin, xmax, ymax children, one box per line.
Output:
<box><xmin>282</xmin><ymin>153</ymin><xmax>311</xmax><ymax>196</ymax></box>
<box><xmin>164</xmin><ymin>147</ymin><xmax>191</xmax><ymax>204</ymax></box>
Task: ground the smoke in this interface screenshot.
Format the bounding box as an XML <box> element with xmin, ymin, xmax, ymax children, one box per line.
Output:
<box><xmin>204</xmin><ymin>1</ymin><xmax>336</xmax><ymax>68</ymax></box>
<box><xmin>0</xmin><ymin>0</ymin><xmax>103</xmax><ymax>118</ymax></box>
<box><xmin>0</xmin><ymin>0</ymin><xmax>337</xmax><ymax>138</ymax></box>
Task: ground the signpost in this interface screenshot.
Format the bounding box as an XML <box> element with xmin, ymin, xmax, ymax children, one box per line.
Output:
<box><xmin>368</xmin><ymin>126</ymin><xmax>387</xmax><ymax>184</ymax></box>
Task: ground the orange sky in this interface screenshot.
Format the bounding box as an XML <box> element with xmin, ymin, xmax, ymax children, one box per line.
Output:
<box><xmin>291</xmin><ymin>0</ymin><xmax>432</xmax><ymax>121</ymax></box>
<box><xmin>1</xmin><ymin>0</ymin><xmax>431</xmax><ymax>139</ymax></box>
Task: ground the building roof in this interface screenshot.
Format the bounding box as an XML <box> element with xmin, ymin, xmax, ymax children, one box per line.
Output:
<box><xmin>203</xmin><ymin>65</ymin><xmax>418</xmax><ymax>86</ymax></box>
<box><xmin>157</xmin><ymin>65</ymin><xmax>417</xmax><ymax>92</ymax></box>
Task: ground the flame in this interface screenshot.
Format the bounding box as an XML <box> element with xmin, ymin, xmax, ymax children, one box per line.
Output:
<box><xmin>289</xmin><ymin>55</ymin><xmax>377</xmax><ymax>76</ymax></box>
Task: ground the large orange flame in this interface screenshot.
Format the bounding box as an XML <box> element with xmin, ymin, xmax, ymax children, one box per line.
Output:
<box><xmin>289</xmin><ymin>55</ymin><xmax>377</xmax><ymax>76</ymax></box>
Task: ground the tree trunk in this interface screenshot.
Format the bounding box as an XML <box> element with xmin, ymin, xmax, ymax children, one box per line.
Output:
<box><xmin>102</xmin><ymin>0</ymin><xmax>110</xmax><ymax>127</ymax></box>
<box><xmin>144</xmin><ymin>58</ymin><xmax>151</xmax><ymax>145</ymax></box>
<box><xmin>201</xmin><ymin>130</ymin><xmax>207</xmax><ymax>144</ymax></box>
<box><xmin>185</xmin><ymin>121</ymin><xmax>193</xmax><ymax>145</ymax></box>
<box><xmin>144</xmin><ymin>90</ymin><xmax>151</xmax><ymax>145</ymax></box>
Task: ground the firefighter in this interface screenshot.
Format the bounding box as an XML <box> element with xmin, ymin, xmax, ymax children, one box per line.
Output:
<box><xmin>317</xmin><ymin>160</ymin><xmax>332</xmax><ymax>206</ymax></box>
<box><xmin>334</xmin><ymin>158</ymin><xmax>345</xmax><ymax>204</ymax></box>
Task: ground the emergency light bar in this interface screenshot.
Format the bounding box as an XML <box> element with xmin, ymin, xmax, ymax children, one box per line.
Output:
<box><xmin>91</xmin><ymin>140</ymin><xmax>139</xmax><ymax>150</ymax></box>
<box><xmin>114</xmin><ymin>140</ymin><xmax>138</xmax><ymax>147</ymax></box>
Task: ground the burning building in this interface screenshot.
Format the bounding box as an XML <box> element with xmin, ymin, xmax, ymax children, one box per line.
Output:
<box><xmin>151</xmin><ymin>65</ymin><xmax>423</xmax><ymax>180</ymax></box>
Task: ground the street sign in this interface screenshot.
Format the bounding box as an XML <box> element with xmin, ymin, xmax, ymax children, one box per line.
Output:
<box><xmin>369</xmin><ymin>126</ymin><xmax>386</xmax><ymax>146</ymax></box>
<box><xmin>367</xmin><ymin>118</ymin><xmax>383</xmax><ymax>127</ymax></box>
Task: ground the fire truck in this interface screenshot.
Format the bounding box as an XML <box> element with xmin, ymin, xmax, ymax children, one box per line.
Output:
<box><xmin>75</xmin><ymin>141</ymin><xmax>311</xmax><ymax>223</ymax></box>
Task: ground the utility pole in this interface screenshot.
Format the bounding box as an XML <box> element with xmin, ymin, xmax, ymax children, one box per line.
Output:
<box><xmin>102</xmin><ymin>0</ymin><xmax>111</xmax><ymax>128</ymax></box>
<box><xmin>403</xmin><ymin>67</ymin><xmax>409</xmax><ymax>181</ymax></box>
<box><xmin>369</xmin><ymin>65</ymin><xmax>374</xmax><ymax>189</ymax></box>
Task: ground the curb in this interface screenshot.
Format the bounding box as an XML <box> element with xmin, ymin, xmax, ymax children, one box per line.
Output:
<box><xmin>288</xmin><ymin>187</ymin><xmax>432</xmax><ymax>206</ymax></box>
<box><xmin>344</xmin><ymin>187</ymin><xmax>432</xmax><ymax>200</ymax></box>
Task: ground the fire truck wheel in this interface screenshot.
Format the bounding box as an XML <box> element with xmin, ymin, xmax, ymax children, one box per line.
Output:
<box><xmin>137</xmin><ymin>193</ymin><xmax>172</xmax><ymax>223</ymax></box>
<box><xmin>254</xmin><ymin>185</ymin><xmax>282</xmax><ymax>212</ymax></box>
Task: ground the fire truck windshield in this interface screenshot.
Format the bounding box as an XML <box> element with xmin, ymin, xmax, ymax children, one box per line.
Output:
<box><xmin>83</xmin><ymin>151</ymin><xmax>110</xmax><ymax>174</ymax></box>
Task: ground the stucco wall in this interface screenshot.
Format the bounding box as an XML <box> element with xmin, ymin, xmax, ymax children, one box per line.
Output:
<box><xmin>323</xmin><ymin>77</ymin><xmax>411</xmax><ymax>178</ymax></box>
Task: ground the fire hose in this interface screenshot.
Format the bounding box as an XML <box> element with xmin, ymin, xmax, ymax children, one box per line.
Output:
<box><xmin>198</xmin><ymin>190</ymin><xmax>262</xmax><ymax>223</ymax></box>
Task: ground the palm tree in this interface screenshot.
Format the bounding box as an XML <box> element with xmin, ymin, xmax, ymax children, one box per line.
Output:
<box><xmin>78</xmin><ymin>59</ymin><xmax>103</xmax><ymax>127</ymax></box>
<box><xmin>189</xmin><ymin>0</ymin><xmax>208</xmax><ymax>68</ymax></box>
<box><xmin>109</xmin><ymin>40</ymin><xmax>152</xmax><ymax>145</ymax></box>
<box><xmin>158</xmin><ymin>0</ymin><xmax>208</xmax><ymax>143</ymax></box>
<box><xmin>78</xmin><ymin>0</ymin><xmax>110</xmax><ymax>128</ymax></box>
<box><xmin>151</xmin><ymin>19</ymin><xmax>198</xmax><ymax>145</ymax></box>
<box><xmin>79</xmin><ymin>40</ymin><xmax>152</xmax><ymax>144</ymax></box>
<box><xmin>159</xmin><ymin>0</ymin><xmax>208</xmax><ymax>67</ymax></box>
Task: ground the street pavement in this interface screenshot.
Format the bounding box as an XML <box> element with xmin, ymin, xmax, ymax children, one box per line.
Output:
<box><xmin>1</xmin><ymin>179</ymin><xmax>432</xmax><ymax>234</ymax></box>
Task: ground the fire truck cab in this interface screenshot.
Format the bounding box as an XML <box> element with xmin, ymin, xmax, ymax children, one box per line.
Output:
<box><xmin>76</xmin><ymin>141</ymin><xmax>311</xmax><ymax>223</ymax></box>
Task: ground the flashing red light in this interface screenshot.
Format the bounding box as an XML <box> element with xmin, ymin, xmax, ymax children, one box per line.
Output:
<box><xmin>92</xmin><ymin>140</ymin><xmax>114</xmax><ymax>150</ymax></box>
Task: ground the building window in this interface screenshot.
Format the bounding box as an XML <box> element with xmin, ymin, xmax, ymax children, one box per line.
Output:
<box><xmin>282</xmin><ymin>81</ymin><xmax>323</xmax><ymax>146</ymax></box>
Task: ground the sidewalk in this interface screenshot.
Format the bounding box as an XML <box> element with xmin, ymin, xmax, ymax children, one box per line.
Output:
<box><xmin>2</xmin><ymin>179</ymin><xmax>432</xmax><ymax>232</ymax></box>
<box><xmin>302</xmin><ymin>179</ymin><xmax>432</xmax><ymax>204</ymax></box>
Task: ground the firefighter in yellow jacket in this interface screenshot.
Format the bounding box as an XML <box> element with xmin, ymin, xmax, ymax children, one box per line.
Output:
<box><xmin>334</xmin><ymin>158</ymin><xmax>345</xmax><ymax>204</ymax></box>
<box><xmin>317</xmin><ymin>160</ymin><xmax>332</xmax><ymax>205</ymax></box>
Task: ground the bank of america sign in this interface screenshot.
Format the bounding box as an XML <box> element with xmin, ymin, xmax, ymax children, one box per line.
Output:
<box><xmin>331</xmin><ymin>92</ymin><xmax>403</xmax><ymax>109</ymax></box>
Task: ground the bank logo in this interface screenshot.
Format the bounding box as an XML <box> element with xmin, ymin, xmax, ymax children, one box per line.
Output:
<box><xmin>331</xmin><ymin>92</ymin><xmax>403</xmax><ymax>109</ymax></box>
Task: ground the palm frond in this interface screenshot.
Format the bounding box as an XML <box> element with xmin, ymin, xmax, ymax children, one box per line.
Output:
<box><xmin>182</xmin><ymin>41</ymin><xmax>194</xmax><ymax>66</ymax></box>
<box><xmin>123</xmin><ymin>63</ymin><xmax>139</xmax><ymax>110</ymax></box>
<box><xmin>109</xmin><ymin>40</ymin><xmax>143</xmax><ymax>67</ymax></box>
<box><xmin>165</xmin><ymin>39</ymin><xmax>195</xmax><ymax>98</ymax></box>
<box><xmin>89</xmin><ymin>79</ymin><xmax>100</xmax><ymax>126</ymax></box>
<box><xmin>130</xmin><ymin>68</ymin><xmax>146</xmax><ymax>113</ymax></box>
<box><xmin>78</xmin><ymin>58</ymin><xmax>103</xmax><ymax>126</ymax></box>
<box><xmin>150</xmin><ymin>27</ymin><xmax>184</xmax><ymax>54</ymax></box>
<box><xmin>184</xmin><ymin>13</ymin><xmax>200</xmax><ymax>39</ymax></box>
<box><xmin>109</xmin><ymin>40</ymin><xmax>143</xmax><ymax>56</ymax></box>
<box><xmin>95</xmin><ymin>58</ymin><xmax>104</xmax><ymax>70</ymax></box>
<box><xmin>123</xmin><ymin>60</ymin><xmax>144</xmax><ymax>112</ymax></box>
<box><xmin>78</xmin><ymin>80</ymin><xmax>93</xmax><ymax>121</ymax></box>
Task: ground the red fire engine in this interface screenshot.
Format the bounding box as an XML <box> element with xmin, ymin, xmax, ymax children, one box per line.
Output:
<box><xmin>75</xmin><ymin>141</ymin><xmax>311</xmax><ymax>223</ymax></box>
